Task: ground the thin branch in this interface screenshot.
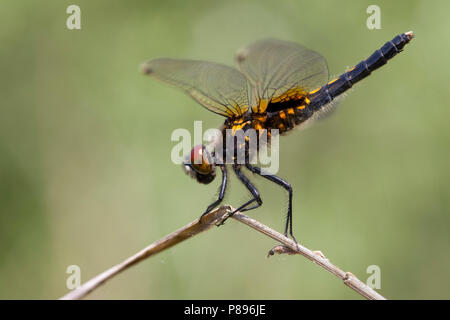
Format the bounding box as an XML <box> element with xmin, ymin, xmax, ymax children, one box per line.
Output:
<box><xmin>60</xmin><ymin>206</ymin><xmax>385</xmax><ymax>300</ymax></box>
<box><xmin>60</xmin><ymin>206</ymin><xmax>230</xmax><ymax>300</ymax></box>
<box><xmin>232</xmin><ymin>211</ymin><xmax>386</xmax><ymax>300</ymax></box>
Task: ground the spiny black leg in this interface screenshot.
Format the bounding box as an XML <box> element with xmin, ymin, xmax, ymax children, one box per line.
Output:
<box><xmin>199</xmin><ymin>165</ymin><xmax>227</xmax><ymax>222</ymax></box>
<box><xmin>245</xmin><ymin>164</ymin><xmax>296</xmax><ymax>242</ymax></box>
<box><xmin>232</xmin><ymin>165</ymin><xmax>262</xmax><ymax>214</ymax></box>
<box><xmin>218</xmin><ymin>165</ymin><xmax>262</xmax><ymax>225</ymax></box>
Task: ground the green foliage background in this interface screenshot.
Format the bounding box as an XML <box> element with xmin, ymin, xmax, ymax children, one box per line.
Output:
<box><xmin>0</xmin><ymin>0</ymin><xmax>449</xmax><ymax>299</ymax></box>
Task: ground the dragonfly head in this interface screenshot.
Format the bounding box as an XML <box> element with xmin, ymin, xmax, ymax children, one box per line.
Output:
<box><xmin>183</xmin><ymin>145</ymin><xmax>216</xmax><ymax>184</ymax></box>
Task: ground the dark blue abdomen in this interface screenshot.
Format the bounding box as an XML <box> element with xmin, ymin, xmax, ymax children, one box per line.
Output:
<box><xmin>309</xmin><ymin>32</ymin><xmax>413</xmax><ymax>110</ymax></box>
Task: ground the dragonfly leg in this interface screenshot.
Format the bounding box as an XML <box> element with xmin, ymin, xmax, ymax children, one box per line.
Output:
<box><xmin>245</xmin><ymin>163</ymin><xmax>296</xmax><ymax>242</ymax></box>
<box><xmin>217</xmin><ymin>165</ymin><xmax>262</xmax><ymax>226</ymax></box>
<box><xmin>199</xmin><ymin>165</ymin><xmax>227</xmax><ymax>222</ymax></box>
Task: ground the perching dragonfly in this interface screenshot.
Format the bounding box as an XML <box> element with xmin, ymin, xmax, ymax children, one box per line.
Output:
<box><xmin>142</xmin><ymin>31</ymin><xmax>414</xmax><ymax>241</ymax></box>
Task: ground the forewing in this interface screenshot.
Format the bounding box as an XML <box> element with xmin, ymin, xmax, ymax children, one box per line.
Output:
<box><xmin>142</xmin><ymin>58</ymin><xmax>250</xmax><ymax>117</ymax></box>
<box><xmin>236</xmin><ymin>38</ymin><xmax>329</xmax><ymax>113</ymax></box>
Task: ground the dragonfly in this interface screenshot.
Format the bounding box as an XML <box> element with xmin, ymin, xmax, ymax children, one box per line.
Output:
<box><xmin>142</xmin><ymin>31</ymin><xmax>414</xmax><ymax>242</ymax></box>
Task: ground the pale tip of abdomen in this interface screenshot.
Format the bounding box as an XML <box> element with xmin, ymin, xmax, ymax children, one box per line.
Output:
<box><xmin>405</xmin><ymin>31</ymin><xmax>414</xmax><ymax>40</ymax></box>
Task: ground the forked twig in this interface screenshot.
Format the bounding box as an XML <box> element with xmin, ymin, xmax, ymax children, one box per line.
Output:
<box><xmin>60</xmin><ymin>206</ymin><xmax>385</xmax><ymax>300</ymax></box>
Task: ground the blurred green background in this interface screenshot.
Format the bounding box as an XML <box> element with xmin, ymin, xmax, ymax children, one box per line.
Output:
<box><xmin>0</xmin><ymin>0</ymin><xmax>449</xmax><ymax>299</ymax></box>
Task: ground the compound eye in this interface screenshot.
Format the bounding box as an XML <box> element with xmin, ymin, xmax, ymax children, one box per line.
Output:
<box><xmin>190</xmin><ymin>145</ymin><xmax>212</xmax><ymax>175</ymax></box>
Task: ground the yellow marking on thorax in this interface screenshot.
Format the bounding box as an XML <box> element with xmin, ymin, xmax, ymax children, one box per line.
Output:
<box><xmin>231</xmin><ymin>121</ymin><xmax>248</xmax><ymax>134</ymax></box>
<box><xmin>305</xmin><ymin>97</ymin><xmax>310</xmax><ymax>104</ymax></box>
<box><xmin>253</xmin><ymin>114</ymin><xmax>267</xmax><ymax>122</ymax></box>
<box><xmin>287</xmin><ymin>108</ymin><xmax>295</xmax><ymax>115</ymax></box>
<box><xmin>297</xmin><ymin>105</ymin><xmax>305</xmax><ymax>110</ymax></box>
<box><xmin>279</xmin><ymin>111</ymin><xmax>286</xmax><ymax>119</ymax></box>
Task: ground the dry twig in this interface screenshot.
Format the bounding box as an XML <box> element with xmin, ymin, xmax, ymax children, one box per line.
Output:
<box><xmin>60</xmin><ymin>206</ymin><xmax>385</xmax><ymax>300</ymax></box>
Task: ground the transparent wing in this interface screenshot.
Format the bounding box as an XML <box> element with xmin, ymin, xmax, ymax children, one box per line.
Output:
<box><xmin>236</xmin><ymin>38</ymin><xmax>329</xmax><ymax>113</ymax></box>
<box><xmin>142</xmin><ymin>58</ymin><xmax>251</xmax><ymax>117</ymax></box>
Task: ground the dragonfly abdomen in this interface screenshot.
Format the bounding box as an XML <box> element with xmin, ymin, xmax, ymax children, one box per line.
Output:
<box><xmin>308</xmin><ymin>31</ymin><xmax>414</xmax><ymax>111</ymax></box>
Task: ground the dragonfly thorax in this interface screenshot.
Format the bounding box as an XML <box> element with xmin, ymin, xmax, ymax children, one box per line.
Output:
<box><xmin>211</xmin><ymin>117</ymin><xmax>272</xmax><ymax>166</ymax></box>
